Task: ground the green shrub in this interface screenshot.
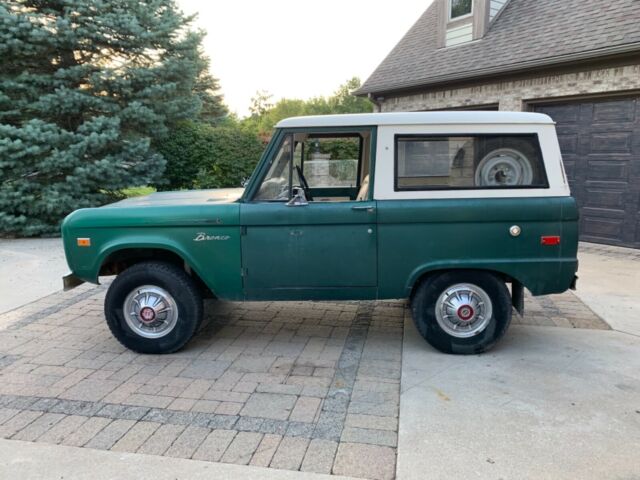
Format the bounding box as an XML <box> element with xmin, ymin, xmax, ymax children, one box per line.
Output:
<box><xmin>155</xmin><ymin>122</ymin><xmax>265</xmax><ymax>191</ymax></box>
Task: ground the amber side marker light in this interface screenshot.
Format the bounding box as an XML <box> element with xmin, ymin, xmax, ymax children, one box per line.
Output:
<box><xmin>77</xmin><ymin>238</ymin><xmax>91</xmax><ymax>247</ymax></box>
<box><xmin>541</xmin><ymin>236</ymin><xmax>561</xmax><ymax>246</ymax></box>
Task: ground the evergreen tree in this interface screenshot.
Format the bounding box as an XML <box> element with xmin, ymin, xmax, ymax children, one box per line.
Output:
<box><xmin>194</xmin><ymin>54</ymin><xmax>228</xmax><ymax>125</ymax></box>
<box><xmin>0</xmin><ymin>0</ymin><xmax>226</xmax><ymax>236</ymax></box>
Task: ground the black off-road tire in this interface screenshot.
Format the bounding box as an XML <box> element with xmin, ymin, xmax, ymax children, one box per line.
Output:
<box><xmin>411</xmin><ymin>270</ymin><xmax>512</xmax><ymax>355</ymax></box>
<box><xmin>104</xmin><ymin>261</ymin><xmax>203</xmax><ymax>354</ymax></box>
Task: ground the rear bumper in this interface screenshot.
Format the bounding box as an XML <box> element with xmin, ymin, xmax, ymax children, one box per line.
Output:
<box><xmin>63</xmin><ymin>273</ymin><xmax>85</xmax><ymax>291</ymax></box>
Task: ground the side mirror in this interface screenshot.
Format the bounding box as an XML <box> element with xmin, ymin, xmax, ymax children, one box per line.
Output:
<box><xmin>286</xmin><ymin>187</ymin><xmax>308</xmax><ymax>207</ymax></box>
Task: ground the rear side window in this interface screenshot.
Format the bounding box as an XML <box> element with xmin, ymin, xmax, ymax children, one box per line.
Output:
<box><xmin>395</xmin><ymin>134</ymin><xmax>548</xmax><ymax>191</ymax></box>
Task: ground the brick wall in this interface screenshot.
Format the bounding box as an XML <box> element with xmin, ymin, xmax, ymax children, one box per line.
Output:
<box><xmin>379</xmin><ymin>63</ymin><xmax>640</xmax><ymax>112</ymax></box>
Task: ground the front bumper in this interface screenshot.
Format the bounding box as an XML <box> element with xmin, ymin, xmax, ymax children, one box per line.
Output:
<box><xmin>63</xmin><ymin>273</ymin><xmax>85</xmax><ymax>291</ymax></box>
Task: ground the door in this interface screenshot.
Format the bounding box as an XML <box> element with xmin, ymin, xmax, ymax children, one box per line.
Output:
<box><xmin>534</xmin><ymin>96</ymin><xmax>640</xmax><ymax>248</ymax></box>
<box><xmin>240</xmin><ymin>202</ymin><xmax>377</xmax><ymax>293</ymax></box>
<box><xmin>240</xmin><ymin>129</ymin><xmax>378</xmax><ymax>299</ymax></box>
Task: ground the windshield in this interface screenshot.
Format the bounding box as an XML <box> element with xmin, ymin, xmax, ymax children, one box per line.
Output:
<box><xmin>254</xmin><ymin>135</ymin><xmax>293</xmax><ymax>201</ymax></box>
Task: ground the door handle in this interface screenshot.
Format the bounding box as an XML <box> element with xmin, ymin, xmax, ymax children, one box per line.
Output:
<box><xmin>351</xmin><ymin>205</ymin><xmax>375</xmax><ymax>212</ymax></box>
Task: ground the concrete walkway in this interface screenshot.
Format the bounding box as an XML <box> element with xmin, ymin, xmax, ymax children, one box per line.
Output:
<box><xmin>573</xmin><ymin>242</ymin><xmax>640</xmax><ymax>336</ymax></box>
<box><xmin>397</xmin><ymin>242</ymin><xmax>640</xmax><ymax>479</ymax></box>
<box><xmin>398</xmin><ymin>323</ymin><xmax>640</xmax><ymax>480</ymax></box>
<box><xmin>0</xmin><ymin>238</ymin><xmax>67</xmax><ymax>314</ymax></box>
<box><xmin>0</xmin><ymin>439</ymin><xmax>357</xmax><ymax>480</ymax></box>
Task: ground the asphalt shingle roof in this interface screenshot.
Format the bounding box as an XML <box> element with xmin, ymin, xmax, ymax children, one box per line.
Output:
<box><xmin>358</xmin><ymin>0</ymin><xmax>640</xmax><ymax>96</ymax></box>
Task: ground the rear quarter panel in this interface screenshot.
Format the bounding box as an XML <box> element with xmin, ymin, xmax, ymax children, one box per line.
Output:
<box><xmin>376</xmin><ymin>196</ymin><xmax>579</xmax><ymax>298</ymax></box>
<box><xmin>373</xmin><ymin>122</ymin><xmax>578</xmax><ymax>298</ymax></box>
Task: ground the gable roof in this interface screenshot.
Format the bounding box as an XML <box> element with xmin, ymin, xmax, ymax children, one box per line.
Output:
<box><xmin>358</xmin><ymin>0</ymin><xmax>640</xmax><ymax>96</ymax></box>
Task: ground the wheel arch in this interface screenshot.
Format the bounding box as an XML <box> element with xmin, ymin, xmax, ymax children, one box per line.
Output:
<box><xmin>407</xmin><ymin>263</ymin><xmax>531</xmax><ymax>316</ymax></box>
<box><xmin>408</xmin><ymin>266</ymin><xmax>514</xmax><ymax>302</ymax></box>
<box><xmin>97</xmin><ymin>244</ymin><xmax>214</xmax><ymax>298</ymax></box>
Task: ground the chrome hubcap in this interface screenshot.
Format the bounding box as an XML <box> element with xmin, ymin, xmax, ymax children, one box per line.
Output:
<box><xmin>475</xmin><ymin>148</ymin><xmax>533</xmax><ymax>186</ymax></box>
<box><xmin>123</xmin><ymin>286</ymin><xmax>179</xmax><ymax>339</ymax></box>
<box><xmin>435</xmin><ymin>283</ymin><xmax>493</xmax><ymax>338</ymax></box>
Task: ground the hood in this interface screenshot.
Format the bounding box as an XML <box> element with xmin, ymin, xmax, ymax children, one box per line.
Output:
<box><xmin>106</xmin><ymin>188</ymin><xmax>245</xmax><ymax>208</ymax></box>
<box><xmin>62</xmin><ymin>188</ymin><xmax>243</xmax><ymax>231</ymax></box>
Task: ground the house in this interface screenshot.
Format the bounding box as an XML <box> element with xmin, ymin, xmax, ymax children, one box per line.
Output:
<box><xmin>358</xmin><ymin>0</ymin><xmax>640</xmax><ymax>248</ymax></box>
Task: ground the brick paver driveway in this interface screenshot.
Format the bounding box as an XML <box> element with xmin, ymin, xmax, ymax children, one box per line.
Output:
<box><xmin>0</xmin><ymin>284</ymin><xmax>606</xmax><ymax>479</ymax></box>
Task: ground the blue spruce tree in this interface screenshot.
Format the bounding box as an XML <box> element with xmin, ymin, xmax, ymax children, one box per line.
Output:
<box><xmin>0</xmin><ymin>0</ymin><xmax>226</xmax><ymax>236</ymax></box>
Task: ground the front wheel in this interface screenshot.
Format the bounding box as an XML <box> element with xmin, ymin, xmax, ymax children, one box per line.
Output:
<box><xmin>104</xmin><ymin>261</ymin><xmax>203</xmax><ymax>354</ymax></box>
<box><xmin>411</xmin><ymin>271</ymin><xmax>512</xmax><ymax>354</ymax></box>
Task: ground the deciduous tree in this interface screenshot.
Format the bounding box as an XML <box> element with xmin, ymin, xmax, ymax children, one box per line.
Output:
<box><xmin>155</xmin><ymin>121</ymin><xmax>263</xmax><ymax>191</ymax></box>
<box><xmin>243</xmin><ymin>77</ymin><xmax>373</xmax><ymax>138</ymax></box>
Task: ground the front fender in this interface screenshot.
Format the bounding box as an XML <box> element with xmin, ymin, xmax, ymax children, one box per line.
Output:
<box><xmin>66</xmin><ymin>229</ymin><xmax>243</xmax><ymax>301</ymax></box>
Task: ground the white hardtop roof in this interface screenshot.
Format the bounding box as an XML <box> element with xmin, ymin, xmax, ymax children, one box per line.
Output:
<box><xmin>276</xmin><ymin>111</ymin><xmax>554</xmax><ymax>128</ymax></box>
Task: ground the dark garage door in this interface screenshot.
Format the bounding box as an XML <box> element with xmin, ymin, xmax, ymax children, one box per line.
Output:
<box><xmin>535</xmin><ymin>97</ymin><xmax>640</xmax><ymax>248</ymax></box>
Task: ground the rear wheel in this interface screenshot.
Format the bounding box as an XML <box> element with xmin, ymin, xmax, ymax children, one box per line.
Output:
<box><xmin>411</xmin><ymin>270</ymin><xmax>512</xmax><ymax>354</ymax></box>
<box><xmin>105</xmin><ymin>261</ymin><xmax>202</xmax><ymax>354</ymax></box>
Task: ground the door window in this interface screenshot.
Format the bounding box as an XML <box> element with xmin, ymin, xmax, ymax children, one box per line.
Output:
<box><xmin>253</xmin><ymin>130</ymin><xmax>372</xmax><ymax>202</ymax></box>
<box><xmin>299</xmin><ymin>136</ymin><xmax>360</xmax><ymax>188</ymax></box>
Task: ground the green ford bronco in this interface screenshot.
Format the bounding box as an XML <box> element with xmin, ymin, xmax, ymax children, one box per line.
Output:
<box><xmin>62</xmin><ymin>112</ymin><xmax>578</xmax><ymax>355</ymax></box>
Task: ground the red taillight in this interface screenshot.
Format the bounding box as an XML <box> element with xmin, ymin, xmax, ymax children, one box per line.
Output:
<box><xmin>541</xmin><ymin>236</ymin><xmax>561</xmax><ymax>246</ymax></box>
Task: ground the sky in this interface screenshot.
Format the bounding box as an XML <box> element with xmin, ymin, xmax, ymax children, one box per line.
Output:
<box><xmin>176</xmin><ymin>0</ymin><xmax>431</xmax><ymax>117</ymax></box>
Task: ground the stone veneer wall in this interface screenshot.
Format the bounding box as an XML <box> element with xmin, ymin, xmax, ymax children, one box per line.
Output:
<box><xmin>378</xmin><ymin>63</ymin><xmax>640</xmax><ymax>112</ymax></box>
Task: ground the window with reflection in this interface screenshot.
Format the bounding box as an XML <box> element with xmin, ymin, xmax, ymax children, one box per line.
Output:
<box><xmin>450</xmin><ymin>0</ymin><xmax>472</xmax><ymax>19</ymax></box>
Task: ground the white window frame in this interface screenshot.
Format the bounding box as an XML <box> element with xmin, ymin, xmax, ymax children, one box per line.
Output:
<box><xmin>449</xmin><ymin>0</ymin><xmax>473</xmax><ymax>21</ymax></box>
<box><xmin>373</xmin><ymin>124</ymin><xmax>571</xmax><ymax>200</ymax></box>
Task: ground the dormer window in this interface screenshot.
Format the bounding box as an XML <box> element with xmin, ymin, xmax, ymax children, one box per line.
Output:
<box><xmin>444</xmin><ymin>0</ymin><xmax>474</xmax><ymax>46</ymax></box>
<box><xmin>449</xmin><ymin>0</ymin><xmax>472</xmax><ymax>20</ymax></box>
